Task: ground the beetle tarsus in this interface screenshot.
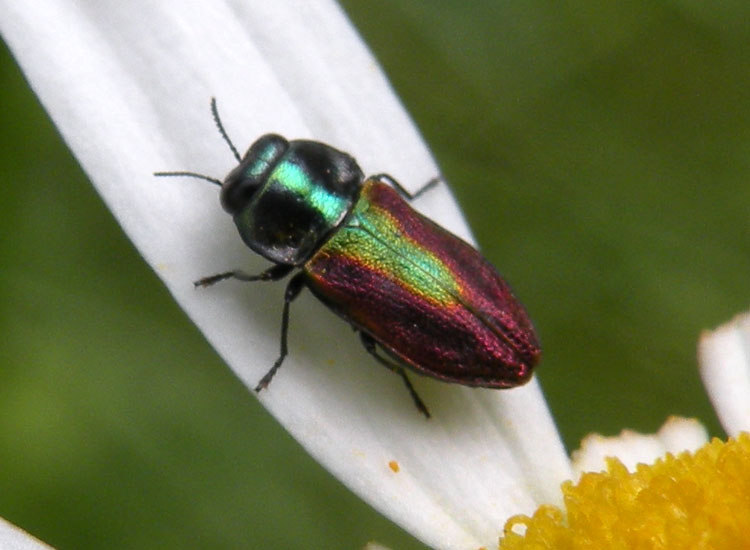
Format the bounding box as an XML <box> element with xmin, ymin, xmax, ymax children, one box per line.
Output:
<box><xmin>194</xmin><ymin>271</ymin><xmax>236</xmax><ymax>287</ymax></box>
<box><xmin>254</xmin><ymin>356</ymin><xmax>282</xmax><ymax>392</ymax></box>
<box><xmin>360</xmin><ymin>332</ymin><xmax>431</xmax><ymax>419</ymax></box>
<box><xmin>395</xmin><ymin>368</ymin><xmax>431</xmax><ymax>419</ymax></box>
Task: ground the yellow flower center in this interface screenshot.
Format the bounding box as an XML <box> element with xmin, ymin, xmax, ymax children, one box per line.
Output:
<box><xmin>499</xmin><ymin>432</ymin><xmax>750</xmax><ymax>549</ymax></box>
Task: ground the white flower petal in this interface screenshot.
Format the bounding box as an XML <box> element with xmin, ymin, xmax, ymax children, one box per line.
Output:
<box><xmin>0</xmin><ymin>518</ymin><xmax>54</xmax><ymax>550</ymax></box>
<box><xmin>571</xmin><ymin>416</ymin><xmax>708</xmax><ymax>476</ymax></box>
<box><xmin>1</xmin><ymin>2</ymin><xmax>570</xmax><ymax>548</ymax></box>
<box><xmin>698</xmin><ymin>311</ymin><xmax>750</xmax><ymax>436</ymax></box>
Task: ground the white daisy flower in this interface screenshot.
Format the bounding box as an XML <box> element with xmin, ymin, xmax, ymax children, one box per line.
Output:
<box><xmin>2</xmin><ymin>2</ymin><xmax>748</xmax><ymax>549</ymax></box>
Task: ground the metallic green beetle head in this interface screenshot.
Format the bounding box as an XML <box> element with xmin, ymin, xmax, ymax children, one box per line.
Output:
<box><xmin>221</xmin><ymin>134</ymin><xmax>364</xmax><ymax>266</ymax></box>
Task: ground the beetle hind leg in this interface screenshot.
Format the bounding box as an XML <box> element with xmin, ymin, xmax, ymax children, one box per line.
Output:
<box><xmin>359</xmin><ymin>332</ymin><xmax>431</xmax><ymax>419</ymax></box>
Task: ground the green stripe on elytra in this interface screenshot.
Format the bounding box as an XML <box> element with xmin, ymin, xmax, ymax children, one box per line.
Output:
<box><xmin>327</xmin><ymin>200</ymin><xmax>459</xmax><ymax>306</ymax></box>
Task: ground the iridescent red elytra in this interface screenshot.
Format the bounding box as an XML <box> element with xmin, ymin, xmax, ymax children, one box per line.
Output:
<box><xmin>156</xmin><ymin>99</ymin><xmax>540</xmax><ymax>418</ymax></box>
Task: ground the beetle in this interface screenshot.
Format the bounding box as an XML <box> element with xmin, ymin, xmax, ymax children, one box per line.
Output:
<box><xmin>156</xmin><ymin>99</ymin><xmax>540</xmax><ymax>418</ymax></box>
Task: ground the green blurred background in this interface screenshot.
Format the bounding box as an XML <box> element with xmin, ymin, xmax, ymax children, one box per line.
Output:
<box><xmin>1</xmin><ymin>1</ymin><xmax>748</xmax><ymax>549</ymax></box>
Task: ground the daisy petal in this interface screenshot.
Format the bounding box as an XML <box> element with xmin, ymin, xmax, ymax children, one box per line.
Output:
<box><xmin>698</xmin><ymin>312</ymin><xmax>750</xmax><ymax>436</ymax></box>
<box><xmin>571</xmin><ymin>416</ymin><xmax>708</xmax><ymax>476</ymax></box>
<box><xmin>1</xmin><ymin>2</ymin><xmax>570</xmax><ymax>548</ymax></box>
<box><xmin>0</xmin><ymin>517</ymin><xmax>54</xmax><ymax>550</ymax></box>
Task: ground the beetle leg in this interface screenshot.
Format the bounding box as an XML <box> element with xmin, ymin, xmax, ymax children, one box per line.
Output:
<box><xmin>359</xmin><ymin>332</ymin><xmax>431</xmax><ymax>419</ymax></box>
<box><xmin>194</xmin><ymin>263</ymin><xmax>294</xmax><ymax>288</ymax></box>
<box><xmin>373</xmin><ymin>173</ymin><xmax>441</xmax><ymax>201</ymax></box>
<box><xmin>254</xmin><ymin>272</ymin><xmax>306</xmax><ymax>392</ymax></box>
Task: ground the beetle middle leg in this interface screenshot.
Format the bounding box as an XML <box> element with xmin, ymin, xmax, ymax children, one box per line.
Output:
<box><xmin>194</xmin><ymin>263</ymin><xmax>303</xmax><ymax>392</ymax></box>
<box><xmin>359</xmin><ymin>332</ymin><xmax>431</xmax><ymax>419</ymax></box>
<box><xmin>254</xmin><ymin>272</ymin><xmax>307</xmax><ymax>392</ymax></box>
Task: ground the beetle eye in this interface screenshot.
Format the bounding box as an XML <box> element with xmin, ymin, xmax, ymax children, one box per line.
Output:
<box><xmin>220</xmin><ymin>176</ymin><xmax>259</xmax><ymax>215</ymax></box>
<box><xmin>220</xmin><ymin>134</ymin><xmax>289</xmax><ymax>214</ymax></box>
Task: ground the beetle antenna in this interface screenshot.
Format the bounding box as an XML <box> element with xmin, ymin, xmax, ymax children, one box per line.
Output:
<box><xmin>211</xmin><ymin>97</ymin><xmax>242</xmax><ymax>163</ymax></box>
<box><xmin>153</xmin><ymin>170</ymin><xmax>223</xmax><ymax>187</ymax></box>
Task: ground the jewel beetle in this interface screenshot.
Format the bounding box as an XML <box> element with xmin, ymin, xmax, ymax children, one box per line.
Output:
<box><xmin>156</xmin><ymin>99</ymin><xmax>540</xmax><ymax>418</ymax></box>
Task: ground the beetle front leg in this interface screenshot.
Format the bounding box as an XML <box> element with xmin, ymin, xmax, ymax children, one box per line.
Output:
<box><xmin>359</xmin><ymin>332</ymin><xmax>431</xmax><ymax>419</ymax></box>
<box><xmin>254</xmin><ymin>272</ymin><xmax>307</xmax><ymax>392</ymax></box>
<box><xmin>194</xmin><ymin>263</ymin><xmax>294</xmax><ymax>287</ymax></box>
<box><xmin>374</xmin><ymin>173</ymin><xmax>441</xmax><ymax>201</ymax></box>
